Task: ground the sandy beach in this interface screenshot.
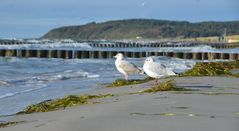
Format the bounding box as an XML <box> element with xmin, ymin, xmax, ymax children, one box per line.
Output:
<box><xmin>1</xmin><ymin>76</ymin><xmax>239</xmax><ymax>131</ymax></box>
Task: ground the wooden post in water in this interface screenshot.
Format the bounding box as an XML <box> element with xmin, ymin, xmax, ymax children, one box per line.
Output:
<box><xmin>0</xmin><ymin>49</ymin><xmax>6</xmax><ymax>56</ymax></box>
<box><xmin>124</xmin><ymin>52</ymin><xmax>131</xmax><ymax>58</ymax></box>
<box><xmin>148</xmin><ymin>52</ymin><xmax>155</xmax><ymax>56</ymax></box>
<box><xmin>207</xmin><ymin>52</ymin><xmax>213</xmax><ymax>60</ymax></box>
<box><xmin>29</xmin><ymin>50</ymin><xmax>37</xmax><ymax>57</ymax></box>
<box><xmin>46</xmin><ymin>50</ymin><xmax>52</xmax><ymax>58</ymax></box>
<box><xmin>36</xmin><ymin>50</ymin><xmax>41</xmax><ymax>57</ymax></box>
<box><xmin>219</xmin><ymin>53</ymin><xmax>224</xmax><ymax>59</ymax></box>
<box><xmin>202</xmin><ymin>52</ymin><xmax>208</xmax><ymax>60</ymax></box>
<box><xmin>184</xmin><ymin>52</ymin><xmax>193</xmax><ymax>59</ymax></box>
<box><xmin>81</xmin><ymin>51</ymin><xmax>90</xmax><ymax>58</ymax></box>
<box><xmin>107</xmin><ymin>51</ymin><xmax>113</xmax><ymax>58</ymax></box>
<box><xmin>236</xmin><ymin>54</ymin><xmax>239</xmax><ymax>60</ymax></box>
<box><xmin>98</xmin><ymin>51</ymin><xmax>103</xmax><ymax>58</ymax></box>
<box><xmin>167</xmin><ymin>52</ymin><xmax>173</xmax><ymax>57</ymax></box>
<box><xmin>133</xmin><ymin>52</ymin><xmax>140</xmax><ymax>58</ymax></box>
<box><xmin>212</xmin><ymin>53</ymin><xmax>220</xmax><ymax>60</ymax></box>
<box><xmin>139</xmin><ymin>52</ymin><xmax>146</xmax><ymax>57</ymax></box>
<box><xmin>51</xmin><ymin>50</ymin><xmax>58</xmax><ymax>58</ymax></box>
<box><xmin>5</xmin><ymin>49</ymin><xmax>16</xmax><ymax>57</ymax></box>
<box><xmin>223</xmin><ymin>53</ymin><xmax>229</xmax><ymax>59</ymax></box>
<box><xmin>74</xmin><ymin>50</ymin><xmax>80</xmax><ymax>58</ymax></box>
<box><xmin>229</xmin><ymin>53</ymin><xmax>237</xmax><ymax>60</ymax></box>
<box><xmin>196</xmin><ymin>52</ymin><xmax>202</xmax><ymax>60</ymax></box>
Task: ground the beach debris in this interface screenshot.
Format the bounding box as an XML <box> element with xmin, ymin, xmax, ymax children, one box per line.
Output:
<box><xmin>159</xmin><ymin>113</ymin><xmax>176</xmax><ymax>116</ymax></box>
<box><xmin>181</xmin><ymin>61</ymin><xmax>239</xmax><ymax>77</ymax></box>
<box><xmin>107</xmin><ymin>77</ymin><xmax>153</xmax><ymax>87</ymax></box>
<box><xmin>172</xmin><ymin>106</ymin><xmax>189</xmax><ymax>109</ymax></box>
<box><xmin>80</xmin><ymin>116</ymin><xmax>85</xmax><ymax>119</ymax></box>
<box><xmin>143</xmin><ymin>79</ymin><xmax>191</xmax><ymax>93</ymax></box>
<box><xmin>235</xmin><ymin>112</ymin><xmax>239</xmax><ymax>115</ymax></box>
<box><xmin>201</xmin><ymin>92</ymin><xmax>239</xmax><ymax>95</ymax></box>
<box><xmin>188</xmin><ymin>114</ymin><xmax>196</xmax><ymax>117</ymax></box>
<box><xmin>130</xmin><ymin>112</ymin><xmax>199</xmax><ymax>117</ymax></box>
<box><xmin>210</xmin><ymin>115</ymin><xmax>216</xmax><ymax>118</ymax></box>
<box><xmin>131</xmin><ymin>112</ymin><xmax>146</xmax><ymax>116</ymax></box>
<box><xmin>35</xmin><ymin>123</ymin><xmax>46</xmax><ymax>128</ymax></box>
<box><xmin>17</xmin><ymin>94</ymin><xmax>114</xmax><ymax>114</ymax></box>
<box><xmin>0</xmin><ymin>121</ymin><xmax>25</xmax><ymax>128</ymax></box>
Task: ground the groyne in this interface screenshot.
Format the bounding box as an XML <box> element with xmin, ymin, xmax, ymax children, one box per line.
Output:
<box><xmin>0</xmin><ymin>49</ymin><xmax>238</xmax><ymax>60</ymax></box>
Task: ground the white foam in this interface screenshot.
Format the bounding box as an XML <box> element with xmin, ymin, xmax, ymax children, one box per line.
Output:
<box><xmin>0</xmin><ymin>86</ymin><xmax>46</xmax><ymax>99</ymax></box>
<box><xmin>155</xmin><ymin>56</ymin><xmax>196</xmax><ymax>73</ymax></box>
<box><xmin>190</xmin><ymin>45</ymin><xmax>216</xmax><ymax>52</ymax></box>
<box><xmin>87</xmin><ymin>74</ymin><xmax>100</xmax><ymax>78</ymax></box>
<box><xmin>0</xmin><ymin>42</ymin><xmax>92</xmax><ymax>49</ymax></box>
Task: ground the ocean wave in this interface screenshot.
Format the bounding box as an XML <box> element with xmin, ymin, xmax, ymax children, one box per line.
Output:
<box><xmin>0</xmin><ymin>86</ymin><xmax>46</xmax><ymax>99</ymax></box>
<box><xmin>0</xmin><ymin>81</ymin><xmax>8</xmax><ymax>85</ymax></box>
<box><xmin>190</xmin><ymin>45</ymin><xmax>216</xmax><ymax>52</ymax></box>
<box><xmin>155</xmin><ymin>56</ymin><xmax>196</xmax><ymax>73</ymax></box>
<box><xmin>154</xmin><ymin>45</ymin><xmax>216</xmax><ymax>53</ymax></box>
<box><xmin>5</xmin><ymin>70</ymin><xmax>100</xmax><ymax>85</ymax></box>
<box><xmin>0</xmin><ymin>42</ymin><xmax>92</xmax><ymax>50</ymax></box>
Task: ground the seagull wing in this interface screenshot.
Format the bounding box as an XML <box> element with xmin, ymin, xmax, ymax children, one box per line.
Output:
<box><xmin>147</xmin><ymin>62</ymin><xmax>176</xmax><ymax>76</ymax></box>
<box><xmin>118</xmin><ymin>60</ymin><xmax>140</xmax><ymax>74</ymax></box>
<box><xmin>147</xmin><ymin>62</ymin><xmax>165</xmax><ymax>75</ymax></box>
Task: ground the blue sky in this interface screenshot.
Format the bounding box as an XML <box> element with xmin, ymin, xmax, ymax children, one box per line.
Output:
<box><xmin>0</xmin><ymin>0</ymin><xmax>238</xmax><ymax>38</ymax></box>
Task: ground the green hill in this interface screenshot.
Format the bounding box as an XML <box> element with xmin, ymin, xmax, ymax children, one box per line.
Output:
<box><xmin>42</xmin><ymin>19</ymin><xmax>239</xmax><ymax>40</ymax></box>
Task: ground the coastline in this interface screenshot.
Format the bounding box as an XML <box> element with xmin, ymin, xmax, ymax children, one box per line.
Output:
<box><xmin>1</xmin><ymin>76</ymin><xmax>239</xmax><ymax>131</ymax></box>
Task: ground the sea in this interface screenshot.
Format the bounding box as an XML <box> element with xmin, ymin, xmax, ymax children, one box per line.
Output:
<box><xmin>0</xmin><ymin>42</ymin><xmax>238</xmax><ymax>117</ymax></box>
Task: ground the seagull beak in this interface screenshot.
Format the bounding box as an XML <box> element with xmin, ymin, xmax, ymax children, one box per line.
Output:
<box><xmin>113</xmin><ymin>55</ymin><xmax>117</xmax><ymax>58</ymax></box>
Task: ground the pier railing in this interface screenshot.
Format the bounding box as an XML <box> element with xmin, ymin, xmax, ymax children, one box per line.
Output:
<box><xmin>0</xmin><ymin>49</ymin><xmax>238</xmax><ymax>60</ymax></box>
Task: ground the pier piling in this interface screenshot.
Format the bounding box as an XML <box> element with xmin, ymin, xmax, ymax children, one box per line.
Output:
<box><xmin>0</xmin><ymin>49</ymin><xmax>238</xmax><ymax>60</ymax></box>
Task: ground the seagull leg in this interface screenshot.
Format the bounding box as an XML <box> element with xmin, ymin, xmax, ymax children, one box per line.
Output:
<box><xmin>154</xmin><ymin>79</ymin><xmax>158</xmax><ymax>86</ymax></box>
<box><xmin>124</xmin><ymin>74</ymin><xmax>128</xmax><ymax>80</ymax></box>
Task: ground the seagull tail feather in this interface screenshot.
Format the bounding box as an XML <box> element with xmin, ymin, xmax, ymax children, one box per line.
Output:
<box><xmin>137</xmin><ymin>67</ymin><xmax>146</xmax><ymax>75</ymax></box>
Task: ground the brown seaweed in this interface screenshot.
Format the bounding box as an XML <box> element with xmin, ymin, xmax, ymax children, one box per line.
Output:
<box><xmin>181</xmin><ymin>61</ymin><xmax>239</xmax><ymax>77</ymax></box>
<box><xmin>143</xmin><ymin>79</ymin><xmax>191</xmax><ymax>93</ymax></box>
<box><xmin>17</xmin><ymin>94</ymin><xmax>114</xmax><ymax>114</ymax></box>
<box><xmin>107</xmin><ymin>77</ymin><xmax>154</xmax><ymax>87</ymax></box>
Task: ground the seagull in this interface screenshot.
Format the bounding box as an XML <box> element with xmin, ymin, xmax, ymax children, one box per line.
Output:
<box><xmin>143</xmin><ymin>57</ymin><xmax>176</xmax><ymax>84</ymax></box>
<box><xmin>114</xmin><ymin>53</ymin><xmax>144</xmax><ymax>80</ymax></box>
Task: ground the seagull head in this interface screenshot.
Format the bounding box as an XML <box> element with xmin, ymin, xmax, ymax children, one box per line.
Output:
<box><xmin>114</xmin><ymin>53</ymin><xmax>124</xmax><ymax>60</ymax></box>
<box><xmin>144</xmin><ymin>57</ymin><xmax>154</xmax><ymax>63</ymax></box>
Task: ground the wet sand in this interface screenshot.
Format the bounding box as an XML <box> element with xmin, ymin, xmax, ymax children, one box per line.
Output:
<box><xmin>1</xmin><ymin>77</ymin><xmax>239</xmax><ymax>131</ymax></box>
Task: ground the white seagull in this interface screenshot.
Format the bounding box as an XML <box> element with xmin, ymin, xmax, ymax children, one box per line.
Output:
<box><xmin>114</xmin><ymin>53</ymin><xmax>143</xmax><ymax>80</ymax></box>
<box><xmin>143</xmin><ymin>57</ymin><xmax>176</xmax><ymax>84</ymax></box>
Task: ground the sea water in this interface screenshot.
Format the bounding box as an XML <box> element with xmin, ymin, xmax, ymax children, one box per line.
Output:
<box><xmin>0</xmin><ymin>57</ymin><xmax>195</xmax><ymax>116</ymax></box>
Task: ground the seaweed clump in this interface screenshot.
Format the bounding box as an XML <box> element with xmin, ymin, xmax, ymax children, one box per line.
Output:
<box><xmin>143</xmin><ymin>80</ymin><xmax>189</xmax><ymax>93</ymax></box>
<box><xmin>0</xmin><ymin>121</ymin><xmax>25</xmax><ymax>128</ymax></box>
<box><xmin>108</xmin><ymin>77</ymin><xmax>154</xmax><ymax>87</ymax></box>
<box><xmin>17</xmin><ymin>94</ymin><xmax>114</xmax><ymax>114</ymax></box>
<box><xmin>181</xmin><ymin>61</ymin><xmax>239</xmax><ymax>77</ymax></box>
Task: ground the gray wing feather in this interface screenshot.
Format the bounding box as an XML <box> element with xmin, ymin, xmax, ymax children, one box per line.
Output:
<box><xmin>148</xmin><ymin>62</ymin><xmax>166</xmax><ymax>74</ymax></box>
<box><xmin>160</xmin><ymin>63</ymin><xmax>167</xmax><ymax>68</ymax></box>
<box><xmin>118</xmin><ymin>60</ymin><xmax>139</xmax><ymax>73</ymax></box>
<box><xmin>148</xmin><ymin>62</ymin><xmax>175</xmax><ymax>76</ymax></box>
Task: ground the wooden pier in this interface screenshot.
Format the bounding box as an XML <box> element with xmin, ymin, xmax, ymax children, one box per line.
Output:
<box><xmin>0</xmin><ymin>49</ymin><xmax>238</xmax><ymax>60</ymax></box>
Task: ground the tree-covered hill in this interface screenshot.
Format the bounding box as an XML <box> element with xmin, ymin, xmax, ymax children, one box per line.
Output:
<box><xmin>42</xmin><ymin>19</ymin><xmax>239</xmax><ymax>40</ymax></box>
